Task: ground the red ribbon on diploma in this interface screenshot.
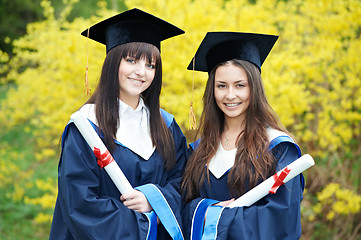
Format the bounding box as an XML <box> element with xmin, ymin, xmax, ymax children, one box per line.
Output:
<box><xmin>269</xmin><ymin>167</ymin><xmax>291</xmax><ymax>194</ymax></box>
<box><xmin>93</xmin><ymin>147</ymin><xmax>114</xmax><ymax>169</ymax></box>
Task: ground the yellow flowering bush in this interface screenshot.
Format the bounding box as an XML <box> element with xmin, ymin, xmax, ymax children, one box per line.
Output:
<box><xmin>307</xmin><ymin>183</ymin><xmax>361</xmax><ymax>238</ymax></box>
<box><xmin>314</xmin><ymin>183</ymin><xmax>361</xmax><ymax>219</ymax></box>
<box><xmin>124</xmin><ymin>0</ymin><xmax>361</xmax><ymax>162</ymax></box>
<box><xmin>24</xmin><ymin>178</ymin><xmax>57</xmax><ymax>224</ymax></box>
<box><xmin>1</xmin><ymin>0</ymin><xmax>110</xmax><ymax>161</ymax></box>
<box><xmin>2</xmin><ymin>0</ymin><xmax>360</xmax><ymax>164</ymax></box>
<box><xmin>0</xmin><ymin>49</ymin><xmax>9</xmax><ymax>82</ymax></box>
<box><xmin>0</xmin><ymin>144</ymin><xmax>21</xmax><ymax>188</ymax></box>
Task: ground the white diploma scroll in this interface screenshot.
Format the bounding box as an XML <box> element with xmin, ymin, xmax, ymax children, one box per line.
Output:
<box><xmin>228</xmin><ymin>154</ymin><xmax>315</xmax><ymax>208</ymax></box>
<box><xmin>70</xmin><ymin>111</ymin><xmax>133</xmax><ymax>194</ymax></box>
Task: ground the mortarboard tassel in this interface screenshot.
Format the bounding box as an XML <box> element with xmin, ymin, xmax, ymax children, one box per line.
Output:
<box><xmin>189</xmin><ymin>101</ymin><xmax>197</xmax><ymax>130</ymax></box>
<box><xmin>188</xmin><ymin>57</ymin><xmax>197</xmax><ymax>130</ymax></box>
<box><xmin>85</xmin><ymin>28</ymin><xmax>91</xmax><ymax>96</ymax></box>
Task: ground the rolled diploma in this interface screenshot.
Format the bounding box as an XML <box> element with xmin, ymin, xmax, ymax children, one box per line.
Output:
<box><xmin>70</xmin><ymin>111</ymin><xmax>133</xmax><ymax>194</ymax></box>
<box><xmin>228</xmin><ymin>154</ymin><xmax>314</xmax><ymax>208</ymax></box>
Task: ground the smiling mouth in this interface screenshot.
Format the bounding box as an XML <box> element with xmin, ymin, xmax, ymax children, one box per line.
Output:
<box><xmin>225</xmin><ymin>103</ymin><xmax>241</xmax><ymax>107</ymax></box>
<box><xmin>129</xmin><ymin>78</ymin><xmax>144</xmax><ymax>85</ymax></box>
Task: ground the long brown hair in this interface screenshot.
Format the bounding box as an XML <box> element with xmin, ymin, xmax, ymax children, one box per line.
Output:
<box><xmin>182</xmin><ymin>60</ymin><xmax>288</xmax><ymax>202</ymax></box>
<box><xmin>86</xmin><ymin>42</ymin><xmax>175</xmax><ymax>170</ymax></box>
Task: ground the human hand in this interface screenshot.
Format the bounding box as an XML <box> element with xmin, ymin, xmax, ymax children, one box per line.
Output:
<box><xmin>213</xmin><ymin>198</ymin><xmax>235</xmax><ymax>207</ymax></box>
<box><xmin>120</xmin><ymin>189</ymin><xmax>153</xmax><ymax>213</ymax></box>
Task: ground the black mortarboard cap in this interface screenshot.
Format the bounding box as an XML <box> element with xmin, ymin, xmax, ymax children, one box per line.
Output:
<box><xmin>81</xmin><ymin>8</ymin><xmax>184</xmax><ymax>53</ymax></box>
<box><xmin>187</xmin><ymin>32</ymin><xmax>278</xmax><ymax>73</ymax></box>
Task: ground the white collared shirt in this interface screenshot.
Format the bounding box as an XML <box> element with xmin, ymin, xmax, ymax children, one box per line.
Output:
<box><xmin>208</xmin><ymin>127</ymin><xmax>290</xmax><ymax>179</ymax></box>
<box><xmin>208</xmin><ymin>144</ymin><xmax>237</xmax><ymax>179</ymax></box>
<box><xmin>78</xmin><ymin>98</ymin><xmax>155</xmax><ymax>160</ymax></box>
<box><xmin>116</xmin><ymin>98</ymin><xmax>155</xmax><ymax>160</ymax></box>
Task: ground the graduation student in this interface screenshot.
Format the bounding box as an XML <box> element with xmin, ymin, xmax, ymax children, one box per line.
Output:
<box><xmin>181</xmin><ymin>32</ymin><xmax>304</xmax><ymax>239</ymax></box>
<box><xmin>50</xmin><ymin>8</ymin><xmax>187</xmax><ymax>240</ymax></box>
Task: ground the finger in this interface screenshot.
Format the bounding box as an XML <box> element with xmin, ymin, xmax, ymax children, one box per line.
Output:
<box><xmin>123</xmin><ymin>196</ymin><xmax>145</xmax><ymax>210</ymax></box>
<box><xmin>120</xmin><ymin>190</ymin><xmax>138</xmax><ymax>202</ymax></box>
<box><xmin>124</xmin><ymin>199</ymin><xmax>151</xmax><ymax>213</ymax></box>
<box><xmin>123</xmin><ymin>201</ymin><xmax>144</xmax><ymax>213</ymax></box>
<box><xmin>123</xmin><ymin>198</ymin><xmax>138</xmax><ymax>207</ymax></box>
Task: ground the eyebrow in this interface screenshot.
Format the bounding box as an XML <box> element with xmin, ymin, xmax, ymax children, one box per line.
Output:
<box><xmin>215</xmin><ymin>80</ymin><xmax>247</xmax><ymax>83</ymax></box>
<box><xmin>125</xmin><ymin>55</ymin><xmax>156</xmax><ymax>63</ymax></box>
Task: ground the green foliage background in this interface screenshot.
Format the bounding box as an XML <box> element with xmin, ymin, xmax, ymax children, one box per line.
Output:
<box><xmin>0</xmin><ymin>0</ymin><xmax>360</xmax><ymax>239</ymax></box>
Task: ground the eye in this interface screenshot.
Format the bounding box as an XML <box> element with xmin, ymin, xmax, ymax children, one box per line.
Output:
<box><xmin>236</xmin><ymin>83</ymin><xmax>245</xmax><ymax>88</ymax></box>
<box><xmin>126</xmin><ymin>57</ymin><xmax>136</xmax><ymax>63</ymax></box>
<box><xmin>146</xmin><ymin>63</ymin><xmax>156</xmax><ymax>69</ymax></box>
<box><xmin>216</xmin><ymin>84</ymin><xmax>226</xmax><ymax>88</ymax></box>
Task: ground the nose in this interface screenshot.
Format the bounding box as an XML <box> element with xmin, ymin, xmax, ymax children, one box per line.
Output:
<box><xmin>135</xmin><ymin>60</ymin><xmax>146</xmax><ymax>76</ymax></box>
<box><xmin>226</xmin><ymin>87</ymin><xmax>236</xmax><ymax>100</ymax></box>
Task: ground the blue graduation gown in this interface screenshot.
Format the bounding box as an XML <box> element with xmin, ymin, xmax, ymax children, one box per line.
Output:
<box><xmin>50</xmin><ymin>109</ymin><xmax>187</xmax><ymax>240</ymax></box>
<box><xmin>182</xmin><ymin>136</ymin><xmax>304</xmax><ymax>240</ymax></box>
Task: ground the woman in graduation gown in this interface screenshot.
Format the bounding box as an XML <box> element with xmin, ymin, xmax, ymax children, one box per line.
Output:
<box><xmin>181</xmin><ymin>32</ymin><xmax>304</xmax><ymax>239</ymax></box>
<box><xmin>50</xmin><ymin>9</ymin><xmax>187</xmax><ymax>240</ymax></box>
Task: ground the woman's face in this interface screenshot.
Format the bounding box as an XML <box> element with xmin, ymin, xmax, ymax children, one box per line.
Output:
<box><xmin>118</xmin><ymin>56</ymin><xmax>155</xmax><ymax>108</ymax></box>
<box><xmin>214</xmin><ymin>63</ymin><xmax>250</xmax><ymax>122</ymax></box>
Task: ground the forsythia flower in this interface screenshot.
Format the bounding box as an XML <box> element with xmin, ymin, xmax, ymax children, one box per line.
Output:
<box><xmin>34</xmin><ymin>212</ymin><xmax>53</xmax><ymax>224</ymax></box>
<box><xmin>312</xmin><ymin>183</ymin><xmax>361</xmax><ymax>221</ymax></box>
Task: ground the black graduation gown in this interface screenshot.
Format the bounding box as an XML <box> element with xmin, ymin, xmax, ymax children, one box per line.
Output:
<box><xmin>182</xmin><ymin>134</ymin><xmax>304</xmax><ymax>240</ymax></box>
<box><xmin>50</xmin><ymin>109</ymin><xmax>187</xmax><ymax>240</ymax></box>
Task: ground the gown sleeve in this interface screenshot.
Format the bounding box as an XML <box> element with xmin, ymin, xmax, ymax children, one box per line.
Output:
<box><xmin>137</xmin><ymin>117</ymin><xmax>188</xmax><ymax>240</ymax></box>
<box><xmin>215</xmin><ymin>142</ymin><xmax>304</xmax><ymax>240</ymax></box>
<box><xmin>49</xmin><ymin>123</ymin><xmax>151</xmax><ymax>240</ymax></box>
